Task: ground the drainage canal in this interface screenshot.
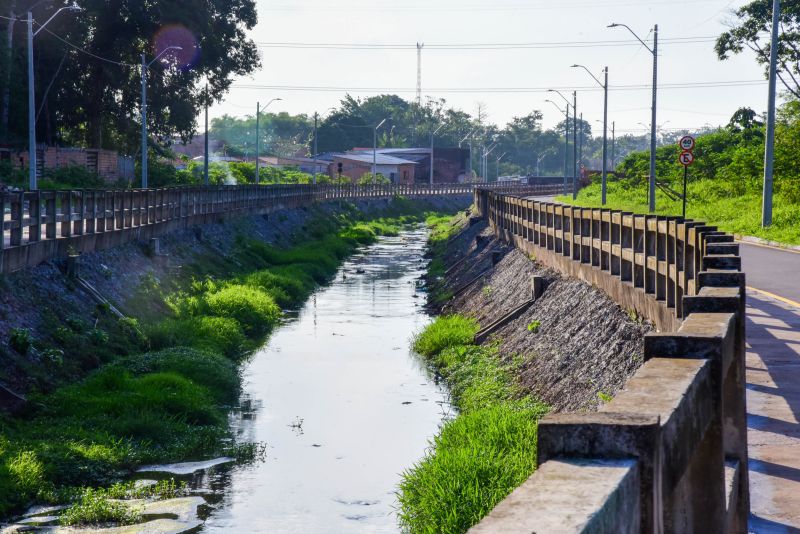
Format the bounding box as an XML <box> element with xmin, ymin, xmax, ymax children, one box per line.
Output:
<box><xmin>198</xmin><ymin>226</ymin><xmax>449</xmax><ymax>532</ymax></box>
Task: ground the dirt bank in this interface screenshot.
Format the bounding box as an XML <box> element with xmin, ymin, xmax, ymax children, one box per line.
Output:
<box><xmin>433</xmin><ymin>218</ymin><xmax>652</xmax><ymax>412</ymax></box>
<box><xmin>0</xmin><ymin>195</ymin><xmax>471</xmax><ymax>400</ymax></box>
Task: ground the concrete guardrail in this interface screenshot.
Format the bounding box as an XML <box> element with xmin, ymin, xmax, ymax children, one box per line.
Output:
<box><xmin>0</xmin><ymin>182</ymin><xmax>565</xmax><ymax>274</ymax></box>
<box><xmin>470</xmin><ymin>189</ymin><xmax>748</xmax><ymax>534</ymax></box>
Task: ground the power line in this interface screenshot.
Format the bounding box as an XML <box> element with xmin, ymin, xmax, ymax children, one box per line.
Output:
<box><xmin>258</xmin><ymin>0</ymin><xmax>727</xmax><ymax>13</ymax></box>
<box><xmin>254</xmin><ymin>36</ymin><xmax>717</xmax><ymax>51</ymax></box>
<box><xmin>230</xmin><ymin>80</ymin><xmax>767</xmax><ymax>94</ymax></box>
<box><xmin>36</xmin><ymin>25</ymin><xmax>139</xmax><ymax>68</ymax></box>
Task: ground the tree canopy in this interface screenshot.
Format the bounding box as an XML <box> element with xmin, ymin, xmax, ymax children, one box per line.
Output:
<box><xmin>716</xmin><ymin>0</ymin><xmax>800</xmax><ymax>98</ymax></box>
<box><xmin>0</xmin><ymin>0</ymin><xmax>260</xmax><ymax>153</ymax></box>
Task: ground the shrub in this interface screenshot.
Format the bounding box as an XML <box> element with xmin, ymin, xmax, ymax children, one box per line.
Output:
<box><xmin>59</xmin><ymin>488</ymin><xmax>142</xmax><ymax>526</ymax></box>
<box><xmin>244</xmin><ymin>270</ymin><xmax>309</xmax><ymax>308</ymax></box>
<box><xmin>9</xmin><ymin>328</ymin><xmax>33</xmax><ymax>355</ymax></box>
<box><xmin>412</xmin><ymin>316</ymin><xmax>480</xmax><ymax>357</ymax></box>
<box><xmin>116</xmin><ymin>348</ymin><xmax>240</xmax><ymax>403</ymax></box>
<box><xmin>204</xmin><ymin>285</ymin><xmax>281</xmax><ymax>335</ymax></box>
<box><xmin>146</xmin><ymin>316</ymin><xmax>246</xmax><ymax>359</ymax></box>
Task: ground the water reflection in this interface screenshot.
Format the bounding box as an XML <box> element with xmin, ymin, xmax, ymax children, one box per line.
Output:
<box><xmin>198</xmin><ymin>226</ymin><xmax>450</xmax><ymax>533</ymax></box>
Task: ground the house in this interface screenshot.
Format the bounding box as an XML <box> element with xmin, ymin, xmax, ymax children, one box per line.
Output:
<box><xmin>349</xmin><ymin>147</ymin><xmax>470</xmax><ymax>183</ymax></box>
<box><xmin>9</xmin><ymin>147</ymin><xmax>134</xmax><ymax>183</ymax></box>
<box><xmin>328</xmin><ymin>153</ymin><xmax>418</xmax><ymax>184</ymax></box>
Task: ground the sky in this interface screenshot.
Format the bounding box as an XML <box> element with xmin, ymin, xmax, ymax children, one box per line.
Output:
<box><xmin>210</xmin><ymin>0</ymin><xmax>772</xmax><ymax>137</ymax></box>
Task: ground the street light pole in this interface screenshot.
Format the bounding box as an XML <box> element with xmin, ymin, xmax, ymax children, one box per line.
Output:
<box><xmin>573</xmin><ymin>91</ymin><xmax>577</xmax><ymax>198</ymax></box>
<box><xmin>496</xmin><ymin>152</ymin><xmax>506</xmax><ymax>180</ymax></box>
<box><xmin>27</xmin><ymin>5</ymin><xmax>81</xmax><ymax>190</ymax></box>
<box><xmin>609</xmin><ymin>22</ymin><xmax>658</xmax><ymax>212</ymax></box>
<box><xmin>373</xmin><ymin>118</ymin><xmax>388</xmax><ymax>179</ymax></box>
<box><xmin>254</xmin><ymin>97</ymin><xmax>282</xmax><ymax>184</ymax></box>
<box><xmin>430</xmin><ymin>124</ymin><xmax>444</xmax><ymax>185</ymax></box>
<box><xmin>763</xmin><ymin>0</ymin><xmax>780</xmax><ymax>227</ymax></box>
<box><xmin>27</xmin><ymin>11</ymin><xmax>35</xmax><ymax>190</ymax></box>
<box><xmin>140</xmin><ymin>45</ymin><xmax>182</xmax><ymax>189</ymax></box>
<box><xmin>204</xmin><ymin>84</ymin><xmax>209</xmax><ymax>185</ymax></box>
<box><xmin>548</xmin><ymin>90</ymin><xmax>573</xmax><ymax>195</ymax></box>
<box><xmin>571</xmin><ymin>64</ymin><xmax>609</xmax><ymax>203</ymax></box>
<box><xmin>313</xmin><ymin>112</ymin><xmax>318</xmax><ymax>185</ymax></box>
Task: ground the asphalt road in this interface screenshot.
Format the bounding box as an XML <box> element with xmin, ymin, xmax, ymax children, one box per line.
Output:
<box><xmin>740</xmin><ymin>242</ymin><xmax>800</xmax><ymax>305</ymax></box>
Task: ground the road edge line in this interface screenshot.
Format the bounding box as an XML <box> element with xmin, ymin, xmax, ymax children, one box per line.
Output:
<box><xmin>746</xmin><ymin>286</ymin><xmax>800</xmax><ymax>310</ymax></box>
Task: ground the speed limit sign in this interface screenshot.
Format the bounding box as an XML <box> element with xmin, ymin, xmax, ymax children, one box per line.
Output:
<box><xmin>679</xmin><ymin>150</ymin><xmax>695</xmax><ymax>166</ymax></box>
<box><xmin>679</xmin><ymin>135</ymin><xmax>696</xmax><ymax>151</ymax></box>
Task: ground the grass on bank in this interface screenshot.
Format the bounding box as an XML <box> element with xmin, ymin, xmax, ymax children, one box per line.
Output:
<box><xmin>557</xmin><ymin>179</ymin><xmax>800</xmax><ymax>246</ymax></box>
<box><xmin>423</xmin><ymin>210</ymin><xmax>472</xmax><ymax>305</ymax></box>
<box><xmin>399</xmin><ymin>315</ymin><xmax>548</xmax><ymax>534</ymax></box>
<box><xmin>0</xmin><ymin>198</ymin><xmax>457</xmax><ymax>520</ymax></box>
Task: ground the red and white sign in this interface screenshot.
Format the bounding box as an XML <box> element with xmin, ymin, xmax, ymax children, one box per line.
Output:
<box><xmin>679</xmin><ymin>150</ymin><xmax>695</xmax><ymax>166</ymax></box>
<box><xmin>679</xmin><ymin>135</ymin><xmax>696</xmax><ymax>151</ymax></box>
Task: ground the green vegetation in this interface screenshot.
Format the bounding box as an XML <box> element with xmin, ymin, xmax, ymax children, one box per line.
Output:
<box><xmin>0</xmin><ymin>198</ymin><xmax>459</xmax><ymax>521</ymax></box>
<box><xmin>413</xmin><ymin>315</ymin><xmax>479</xmax><ymax>357</ymax></box>
<box><xmin>559</xmin><ymin>104</ymin><xmax>800</xmax><ymax>245</ymax></box>
<box><xmin>400</xmin><ymin>317</ymin><xmax>548</xmax><ymax>533</ymax></box>
<box><xmin>424</xmin><ymin>211</ymin><xmax>471</xmax><ymax>304</ymax></box>
<box><xmin>527</xmin><ymin>320</ymin><xmax>541</xmax><ymax>333</ymax></box>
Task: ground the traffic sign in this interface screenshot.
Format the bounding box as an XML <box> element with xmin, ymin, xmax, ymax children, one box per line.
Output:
<box><xmin>679</xmin><ymin>150</ymin><xmax>695</xmax><ymax>166</ymax></box>
<box><xmin>679</xmin><ymin>135</ymin><xmax>696</xmax><ymax>151</ymax></box>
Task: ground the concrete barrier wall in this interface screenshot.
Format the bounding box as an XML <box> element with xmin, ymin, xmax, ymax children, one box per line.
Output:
<box><xmin>0</xmin><ymin>183</ymin><xmax>565</xmax><ymax>274</ymax></box>
<box><xmin>471</xmin><ymin>189</ymin><xmax>748</xmax><ymax>534</ymax></box>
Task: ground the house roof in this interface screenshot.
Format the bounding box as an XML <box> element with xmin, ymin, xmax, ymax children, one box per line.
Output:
<box><xmin>334</xmin><ymin>152</ymin><xmax>418</xmax><ymax>165</ymax></box>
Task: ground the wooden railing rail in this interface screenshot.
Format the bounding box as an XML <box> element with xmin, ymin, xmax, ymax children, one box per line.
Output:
<box><xmin>471</xmin><ymin>189</ymin><xmax>748</xmax><ymax>534</ymax></box>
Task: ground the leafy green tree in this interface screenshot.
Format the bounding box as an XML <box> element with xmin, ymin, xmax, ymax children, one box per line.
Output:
<box><xmin>716</xmin><ymin>0</ymin><xmax>800</xmax><ymax>98</ymax></box>
<box><xmin>1</xmin><ymin>0</ymin><xmax>260</xmax><ymax>153</ymax></box>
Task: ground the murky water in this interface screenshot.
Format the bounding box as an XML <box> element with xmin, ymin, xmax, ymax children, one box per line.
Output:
<box><xmin>198</xmin><ymin>227</ymin><xmax>450</xmax><ymax>533</ymax></box>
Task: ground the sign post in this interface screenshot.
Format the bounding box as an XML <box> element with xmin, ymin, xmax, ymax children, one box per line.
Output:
<box><xmin>678</xmin><ymin>135</ymin><xmax>696</xmax><ymax>218</ymax></box>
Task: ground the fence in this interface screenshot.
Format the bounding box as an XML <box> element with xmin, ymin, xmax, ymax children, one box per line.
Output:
<box><xmin>470</xmin><ymin>189</ymin><xmax>748</xmax><ymax>533</ymax></box>
<box><xmin>0</xmin><ymin>182</ymin><xmax>565</xmax><ymax>274</ymax></box>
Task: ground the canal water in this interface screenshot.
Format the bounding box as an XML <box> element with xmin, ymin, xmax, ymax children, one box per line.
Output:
<box><xmin>199</xmin><ymin>226</ymin><xmax>450</xmax><ymax>533</ymax></box>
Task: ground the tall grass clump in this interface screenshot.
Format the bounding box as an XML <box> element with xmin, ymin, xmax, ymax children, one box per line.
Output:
<box><xmin>412</xmin><ymin>315</ymin><xmax>479</xmax><ymax>357</ymax></box>
<box><xmin>400</xmin><ymin>317</ymin><xmax>548</xmax><ymax>533</ymax></box>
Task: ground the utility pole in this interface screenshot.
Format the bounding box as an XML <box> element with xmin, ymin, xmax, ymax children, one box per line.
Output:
<box><xmin>763</xmin><ymin>0</ymin><xmax>780</xmax><ymax>227</ymax></box>
<box><xmin>416</xmin><ymin>43</ymin><xmax>423</xmax><ymax>107</ymax></box>
<box><xmin>204</xmin><ymin>84</ymin><xmax>209</xmax><ymax>186</ymax></box>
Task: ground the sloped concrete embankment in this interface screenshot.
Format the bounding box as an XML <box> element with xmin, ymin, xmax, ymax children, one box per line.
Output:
<box><xmin>435</xmin><ymin>219</ymin><xmax>652</xmax><ymax>412</ymax></box>
<box><xmin>0</xmin><ymin>195</ymin><xmax>470</xmax><ymax>403</ymax></box>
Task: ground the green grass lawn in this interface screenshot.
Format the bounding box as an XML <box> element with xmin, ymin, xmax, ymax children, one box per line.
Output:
<box><xmin>557</xmin><ymin>180</ymin><xmax>800</xmax><ymax>245</ymax></box>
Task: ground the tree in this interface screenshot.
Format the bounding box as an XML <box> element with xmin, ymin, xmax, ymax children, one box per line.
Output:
<box><xmin>1</xmin><ymin>0</ymin><xmax>260</xmax><ymax>152</ymax></box>
<box><xmin>716</xmin><ymin>0</ymin><xmax>800</xmax><ymax>98</ymax></box>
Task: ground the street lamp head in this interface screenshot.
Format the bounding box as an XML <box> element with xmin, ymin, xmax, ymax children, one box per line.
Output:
<box><xmin>570</xmin><ymin>64</ymin><xmax>580</xmax><ymax>68</ymax></box>
<box><xmin>608</xmin><ymin>23</ymin><xmax>619</xmax><ymax>28</ymax></box>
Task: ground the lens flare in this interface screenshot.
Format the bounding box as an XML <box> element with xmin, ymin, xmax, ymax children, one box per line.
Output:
<box><xmin>153</xmin><ymin>24</ymin><xmax>199</xmax><ymax>69</ymax></box>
